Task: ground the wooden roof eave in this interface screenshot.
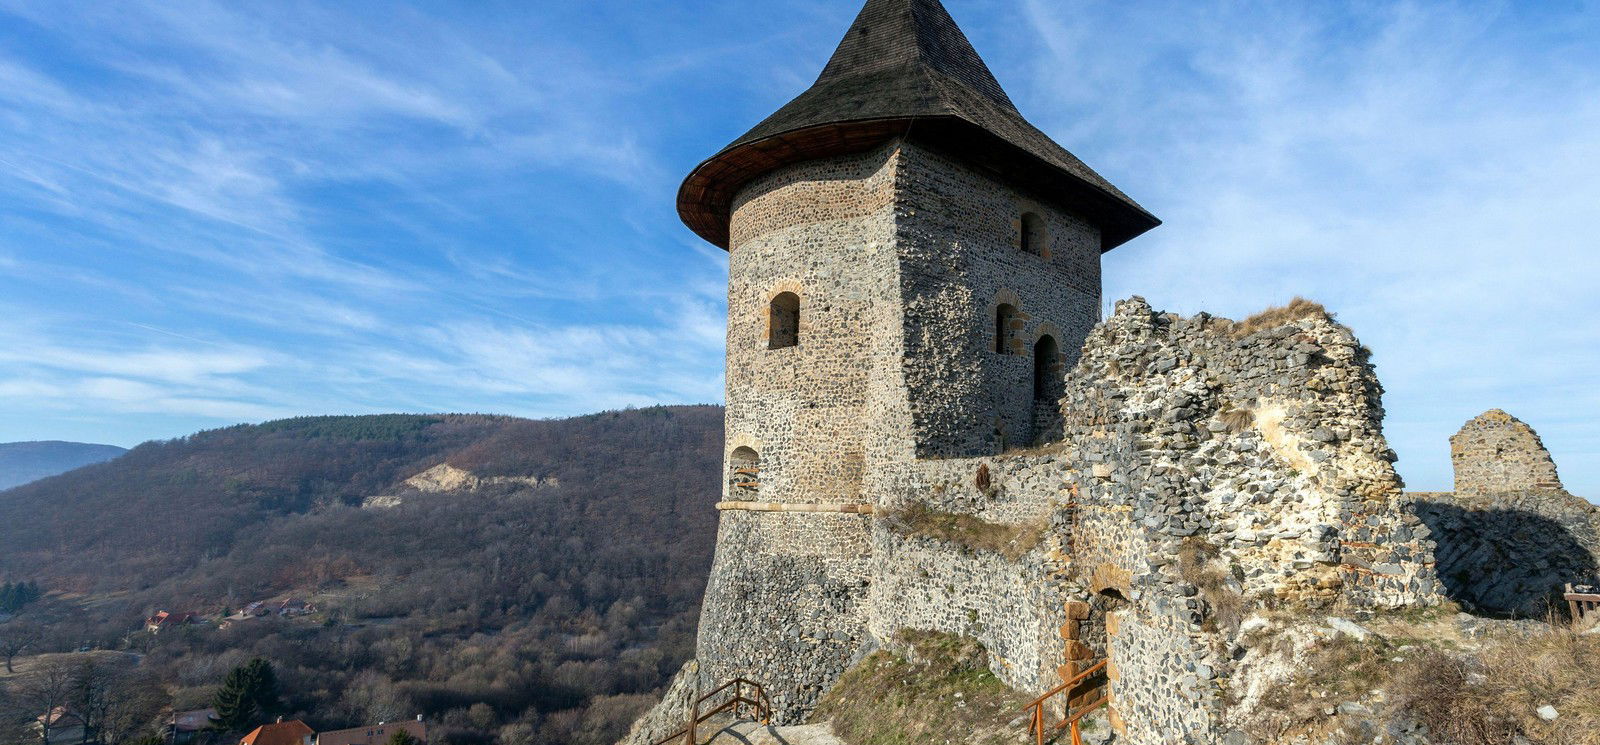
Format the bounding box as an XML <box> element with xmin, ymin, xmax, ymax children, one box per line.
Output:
<box><xmin>676</xmin><ymin>116</ymin><xmax>1161</xmax><ymax>252</ymax></box>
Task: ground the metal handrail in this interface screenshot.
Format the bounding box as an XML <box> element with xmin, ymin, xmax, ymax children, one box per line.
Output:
<box><xmin>650</xmin><ymin>678</ymin><xmax>772</xmax><ymax>745</ymax></box>
<box><xmin>1022</xmin><ymin>659</ymin><xmax>1109</xmax><ymax>745</ymax></box>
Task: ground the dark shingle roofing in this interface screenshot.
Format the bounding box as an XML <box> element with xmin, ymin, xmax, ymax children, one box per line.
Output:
<box><xmin>678</xmin><ymin>0</ymin><xmax>1160</xmax><ymax>251</ymax></box>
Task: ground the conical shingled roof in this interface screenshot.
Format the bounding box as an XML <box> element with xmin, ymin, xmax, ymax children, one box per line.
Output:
<box><xmin>678</xmin><ymin>0</ymin><xmax>1160</xmax><ymax>251</ymax></box>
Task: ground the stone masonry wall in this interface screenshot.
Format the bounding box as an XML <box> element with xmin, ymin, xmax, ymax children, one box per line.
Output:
<box><xmin>1415</xmin><ymin>410</ymin><xmax>1596</xmax><ymax>618</ymax></box>
<box><xmin>1416</xmin><ymin>490</ymin><xmax>1599</xmax><ymax>618</ymax></box>
<box><xmin>689</xmin><ymin>144</ymin><xmax>907</xmax><ymax>726</ymax></box>
<box><xmin>723</xmin><ymin>142</ymin><xmax>903</xmax><ymax>506</ymax></box>
<box><xmin>1450</xmin><ymin>409</ymin><xmax>1565</xmax><ymax>494</ymax></box>
<box><xmin>1061</xmin><ymin>298</ymin><xmax>1439</xmax><ymax>613</ymax></box>
<box><xmin>695</xmin><ymin>512</ymin><xmax>873</xmax><ymax>720</ymax></box>
<box><xmin>865</xmin><ymin>455</ymin><xmax>1074</xmax><ymax>694</ymax></box>
<box><xmin>856</xmin><ymin>298</ymin><xmax>1440</xmax><ymax>744</ymax></box>
<box><xmin>891</xmin><ymin>139</ymin><xmax>1102</xmax><ymax>458</ymax></box>
<box><xmin>1050</xmin><ymin>298</ymin><xmax>1440</xmax><ymax>743</ymax></box>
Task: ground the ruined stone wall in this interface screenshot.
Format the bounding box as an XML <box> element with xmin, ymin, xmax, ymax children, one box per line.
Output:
<box><xmin>1061</xmin><ymin>298</ymin><xmax>1438</xmax><ymax>612</ymax></box>
<box><xmin>1415</xmin><ymin>410</ymin><xmax>1596</xmax><ymax>617</ymax></box>
<box><xmin>892</xmin><ymin>140</ymin><xmax>1102</xmax><ymax>458</ymax></box>
<box><xmin>853</xmin><ymin>298</ymin><xmax>1440</xmax><ymax>744</ymax></box>
<box><xmin>1416</xmin><ymin>490</ymin><xmax>1599</xmax><ymax>618</ymax></box>
<box><xmin>1450</xmin><ymin>409</ymin><xmax>1565</xmax><ymax>494</ymax></box>
<box><xmin>1048</xmin><ymin>298</ymin><xmax>1440</xmax><ymax>742</ymax></box>
<box><xmin>1104</xmin><ymin>601</ymin><xmax>1217</xmax><ymax>744</ymax></box>
<box><xmin>864</xmin><ymin>455</ymin><xmax>1074</xmax><ymax>693</ymax></box>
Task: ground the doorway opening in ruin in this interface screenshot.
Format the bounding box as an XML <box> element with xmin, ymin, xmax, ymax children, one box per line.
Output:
<box><xmin>1031</xmin><ymin>335</ymin><xmax>1063</xmax><ymax>443</ymax></box>
<box><xmin>769</xmin><ymin>292</ymin><xmax>800</xmax><ymax>349</ymax></box>
<box><xmin>729</xmin><ymin>447</ymin><xmax>761</xmax><ymax>497</ymax></box>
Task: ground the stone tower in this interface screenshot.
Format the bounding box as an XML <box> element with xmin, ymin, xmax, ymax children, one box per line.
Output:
<box><xmin>675</xmin><ymin>0</ymin><xmax>1158</xmax><ymax>722</ymax></box>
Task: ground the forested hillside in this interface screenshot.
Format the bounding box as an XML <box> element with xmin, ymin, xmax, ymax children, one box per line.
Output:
<box><xmin>0</xmin><ymin>441</ymin><xmax>127</xmax><ymax>491</ymax></box>
<box><xmin>0</xmin><ymin>408</ymin><xmax>723</xmax><ymax>745</ymax></box>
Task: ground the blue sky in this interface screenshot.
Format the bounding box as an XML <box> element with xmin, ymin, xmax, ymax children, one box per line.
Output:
<box><xmin>0</xmin><ymin>0</ymin><xmax>1596</xmax><ymax>497</ymax></box>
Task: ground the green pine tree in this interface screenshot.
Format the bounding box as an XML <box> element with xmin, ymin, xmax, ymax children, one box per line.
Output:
<box><xmin>212</xmin><ymin>659</ymin><xmax>281</xmax><ymax>731</ymax></box>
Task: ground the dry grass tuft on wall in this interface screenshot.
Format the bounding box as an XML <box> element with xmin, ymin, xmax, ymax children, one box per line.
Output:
<box><xmin>882</xmin><ymin>502</ymin><xmax>1046</xmax><ymax>561</ymax></box>
<box><xmin>1228</xmin><ymin>298</ymin><xmax>1333</xmax><ymax>338</ymax></box>
<box><xmin>1178</xmin><ymin>539</ymin><xmax>1249</xmax><ymax>635</ymax></box>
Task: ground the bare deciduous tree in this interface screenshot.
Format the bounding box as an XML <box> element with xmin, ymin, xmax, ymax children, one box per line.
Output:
<box><xmin>10</xmin><ymin>658</ymin><xmax>78</xmax><ymax>745</ymax></box>
<box><xmin>0</xmin><ymin>623</ymin><xmax>43</xmax><ymax>675</ymax></box>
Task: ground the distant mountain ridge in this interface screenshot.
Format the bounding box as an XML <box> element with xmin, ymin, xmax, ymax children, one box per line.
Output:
<box><xmin>0</xmin><ymin>440</ymin><xmax>128</xmax><ymax>491</ymax></box>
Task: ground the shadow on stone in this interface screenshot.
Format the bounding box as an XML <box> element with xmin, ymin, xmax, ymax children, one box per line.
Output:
<box><xmin>1416</xmin><ymin>499</ymin><xmax>1600</xmax><ymax>620</ymax></box>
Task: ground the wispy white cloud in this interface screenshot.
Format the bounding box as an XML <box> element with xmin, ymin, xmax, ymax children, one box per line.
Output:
<box><xmin>1017</xmin><ymin>0</ymin><xmax>1600</xmax><ymax>494</ymax></box>
<box><xmin>1</xmin><ymin>0</ymin><xmax>1592</xmax><ymax>498</ymax></box>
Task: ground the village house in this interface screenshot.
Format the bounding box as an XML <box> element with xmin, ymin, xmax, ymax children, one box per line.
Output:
<box><xmin>167</xmin><ymin>708</ymin><xmax>219</xmax><ymax>744</ymax></box>
<box><xmin>316</xmin><ymin>717</ymin><xmax>426</xmax><ymax>745</ymax></box>
<box><xmin>275</xmin><ymin>599</ymin><xmax>313</xmax><ymax>617</ymax></box>
<box><xmin>239</xmin><ymin>719</ymin><xmax>314</xmax><ymax>745</ymax></box>
<box><xmin>144</xmin><ymin>611</ymin><xmax>201</xmax><ymax>634</ymax></box>
<box><xmin>33</xmin><ymin>707</ymin><xmax>86</xmax><ymax>745</ymax></box>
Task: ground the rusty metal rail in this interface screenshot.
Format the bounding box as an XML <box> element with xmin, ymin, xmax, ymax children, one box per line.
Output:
<box><xmin>1567</xmin><ymin>584</ymin><xmax>1599</xmax><ymax>630</ymax></box>
<box><xmin>1022</xmin><ymin>659</ymin><xmax>1108</xmax><ymax>745</ymax></box>
<box><xmin>650</xmin><ymin>678</ymin><xmax>772</xmax><ymax>745</ymax></box>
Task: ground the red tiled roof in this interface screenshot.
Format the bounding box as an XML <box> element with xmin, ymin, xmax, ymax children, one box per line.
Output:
<box><xmin>240</xmin><ymin>720</ymin><xmax>314</xmax><ymax>745</ymax></box>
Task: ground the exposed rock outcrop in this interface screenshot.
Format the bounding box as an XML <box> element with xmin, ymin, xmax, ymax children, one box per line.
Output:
<box><xmin>404</xmin><ymin>463</ymin><xmax>550</xmax><ymax>493</ymax></box>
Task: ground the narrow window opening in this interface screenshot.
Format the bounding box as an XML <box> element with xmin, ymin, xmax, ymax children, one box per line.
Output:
<box><xmin>1033</xmin><ymin>335</ymin><xmax>1060</xmax><ymax>401</ymax></box>
<box><xmin>995</xmin><ymin>304</ymin><xmax>1018</xmax><ymax>354</ymax></box>
<box><xmin>769</xmin><ymin>292</ymin><xmax>800</xmax><ymax>349</ymax></box>
<box><xmin>729</xmin><ymin>447</ymin><xmax>761</xmax><ymax>496</ymax></box>
<box><xmin>1020</xmin><ymin>212</ymin><xmax>1048</xmax><ymax>257</ymax></box>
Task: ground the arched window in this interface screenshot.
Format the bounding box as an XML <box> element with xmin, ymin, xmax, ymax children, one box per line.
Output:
<box><xmin>1020</xmin><ymin>212</ymin><xmax>1048</xmax><ymax>257</ymax></box>
<box><xmin>729</xmin><ymin>447</ymin><xmax>761</xmax><ymax>496</ymax></box>
<box><xmin>769</xmin><ymin>292</ymin><xmax>800</xmax><ymax>349</ymax></box>
<box><xmin>1033</xmin><ymin>335</ymin><xmax>1060</xmax><ymax>401</ymax></box>
<box><xmin>995</xmin><ymin>304</ymin><xmax>1018</xmax><ymax>354</ymax></box>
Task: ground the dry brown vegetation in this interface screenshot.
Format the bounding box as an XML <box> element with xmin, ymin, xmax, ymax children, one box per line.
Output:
<box><xmin>813</xmin><ymin>631</ymin><xmax>1030</xmax><ymax>745</ymax></box>
<box><xmin>1217</xmin><ymin>408</ymin><xmax>1256</xmax><ymax>435</ymax></box>
<box><xmin>881</xmin><ymin>502</ymin><xmax>1046</xmax><ymax>561</ymax></box>
<box><xmin>1228</xmin><ymin>298</ymin><xmax>1333</xmax><ymax>338</ymax></box>
<box><xmin>1178</xmin><ymin>539</ymin><xmax>1248</xmax><ymax>635</ymax></box>
<box><xmin>1248</xmin><ymin>616</ymin><xmax>1600</xmax><ymax>745</ymax></box>
<box><xmin>1392</xmin><ymin>629</ymin><xmax>1600</xmax><ymax>745</ymax></box>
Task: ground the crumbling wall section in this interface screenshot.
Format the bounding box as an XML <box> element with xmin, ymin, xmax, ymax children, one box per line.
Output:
<box><xmin>1053</xmin><ymin>297</ymin><xmax>1441</xmax><ymax>742</ymax></box>
<box><xmin>1416</xmin><ymin>491</ymin><xmax>1599</xmax><ymax>618</ymax></box>
<box><xmin>1417</xmin><ymin>410</ymin><xmax>1596</xmax><ymax>617</ymax></box>
<box><xmin>1063</xmin><ymin>298</ymin><xmax>1439</xmax><ymax>610</ymax></box>
<box><xmin>1451</xmin><ymin>409</ymin><xmax>1565</xmax><ymax>494</ymax></box>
